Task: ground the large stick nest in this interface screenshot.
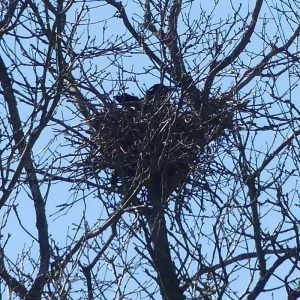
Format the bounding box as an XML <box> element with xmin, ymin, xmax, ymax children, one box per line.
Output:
<box><xmin>82</xmin><ymin>86</ymin><xmax>233</xmax><ymax>196</ymax></box>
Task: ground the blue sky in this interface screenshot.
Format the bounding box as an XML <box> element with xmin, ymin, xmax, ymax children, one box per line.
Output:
<box><xmin>1</xmin><ymin>0</ymin><xmax>300</xmax><ymax>299</ymax></box>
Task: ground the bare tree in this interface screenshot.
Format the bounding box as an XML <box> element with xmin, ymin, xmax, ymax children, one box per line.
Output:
<box><xmin>1</xmin><ymin>0</ymin><xmax>300</xmax><ymax>299</ymax></box>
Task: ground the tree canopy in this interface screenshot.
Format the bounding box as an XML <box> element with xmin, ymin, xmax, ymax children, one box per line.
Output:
<box><xmin>1</xmin><ymin>1</ymin><xmax>300</xmax><ymax>299</ymax></box>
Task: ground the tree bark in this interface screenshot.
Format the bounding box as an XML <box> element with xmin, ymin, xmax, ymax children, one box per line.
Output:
<box><xmin>144</xmin><ymin>177</ymin><xmax>185</xmax><ymax>300</ymax></box>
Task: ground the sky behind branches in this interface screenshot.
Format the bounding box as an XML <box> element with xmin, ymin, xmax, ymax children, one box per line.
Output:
<box><xmin>1</xmin><ymin>0</ymin><xmax>300</xmax><ymax>299</ymax></box>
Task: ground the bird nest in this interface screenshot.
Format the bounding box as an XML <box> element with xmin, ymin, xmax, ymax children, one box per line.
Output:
<box><xmin>82</xmin><ymin>88</ymin><xmax>232</xmax><ymax>196</ymax></box>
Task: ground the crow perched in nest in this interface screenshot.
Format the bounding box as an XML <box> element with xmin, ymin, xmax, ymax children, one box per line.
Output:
<box><xmin>115</xmin><ymin>93</ymin><xmax>140</xmax><ymax>104</ymax></box>
<box><xmin>115</xmin><ymin>85</ymin><xmax>174</xmax><ymax>104</ymax></box>
<box><xmin>114</xmin><ymin>85</ymin><xmax>175</xmax><ymax>112</ymax></box>
<box><xmin>145</xmin><ymin>84</ymin><xmax>174</xmax><ymax>100</ymax></box>
<box><xmin>114</xmin><ymin>92</ymin><xmax>141</xmax><ymax>109</ymax></box>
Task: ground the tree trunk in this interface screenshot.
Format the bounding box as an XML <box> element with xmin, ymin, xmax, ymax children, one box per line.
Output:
<box><xmin>144</xmin><ymin>177</ymin><xmax>185</xmax><ymax>300</ymax></box>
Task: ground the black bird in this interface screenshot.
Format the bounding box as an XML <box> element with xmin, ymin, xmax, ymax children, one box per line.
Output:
<box><xmin>145</xmin><ymin>84</ymin><xmax>174</xmax><ymax>99</ymax></box>
<box><xmin>114</xmin><ymin>93</ymin><xmax>140</xmax><ymax>105</ymax></box>
<box><xmin>145</xmin><ymin>84</ymin><xmax>162</xmax><ymax>97</ymax></box>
